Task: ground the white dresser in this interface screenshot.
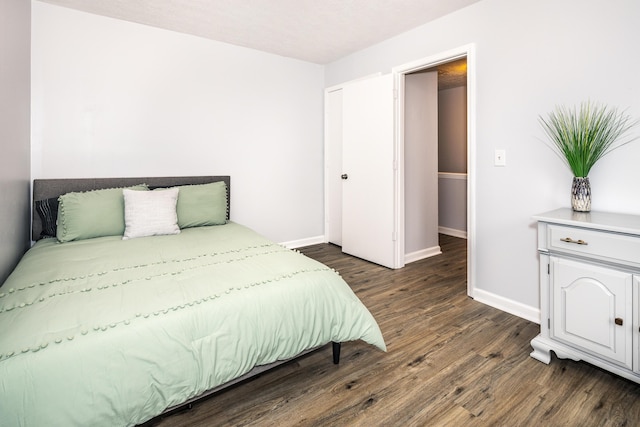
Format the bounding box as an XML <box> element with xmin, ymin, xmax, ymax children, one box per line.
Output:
<box><xmin>530</xmin><ymin>208</ymin><xmax>640</xmax><ymax>383</ymax></box>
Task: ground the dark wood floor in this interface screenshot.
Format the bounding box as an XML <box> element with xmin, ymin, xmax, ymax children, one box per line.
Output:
<box><xmin>154</xmin><ymin>235</ymin><xmax>640</xmax><ymax>426</ymax></box>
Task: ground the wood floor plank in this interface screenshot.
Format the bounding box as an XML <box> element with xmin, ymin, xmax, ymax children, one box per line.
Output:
<box><xmin>151</xmin><ymin>234</ymin><xmax>640</xmax><ymax>426</ymax></box>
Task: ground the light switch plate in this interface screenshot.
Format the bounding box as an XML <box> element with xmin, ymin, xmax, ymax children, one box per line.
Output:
<box><xmin>494</xmin><ymin>149</ymin><xmax>506</xmax><ymax>166</ymax></box>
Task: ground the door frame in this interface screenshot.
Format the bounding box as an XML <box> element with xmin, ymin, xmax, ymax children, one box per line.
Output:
<box><xmin>393</xmin><ymin>43</ymin><xmax>477</xmax><ymax>297</ymax></box>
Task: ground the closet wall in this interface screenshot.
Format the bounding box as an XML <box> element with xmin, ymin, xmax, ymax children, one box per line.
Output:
<box><xmin>404</xmin><ymin>72</ymin><xmax>440</xmax><ymax>261</ymax></box>
<box><xmin>438</xmin><ymin>85</ymin><xmax>467</xmax><ymax>237</ymax></box>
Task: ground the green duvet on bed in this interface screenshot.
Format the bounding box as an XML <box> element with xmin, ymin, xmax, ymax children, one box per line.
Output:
<box><xmin>0</xmin><ymin>222</ymin><xmax>385</xmax><ymax>427</ymax></box>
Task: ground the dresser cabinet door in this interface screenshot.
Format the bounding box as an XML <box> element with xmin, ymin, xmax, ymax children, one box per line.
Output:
<box><xmin>551</xmin><ymin>256</ymin><xmax>633</xmax><ymax>369</ymax></box>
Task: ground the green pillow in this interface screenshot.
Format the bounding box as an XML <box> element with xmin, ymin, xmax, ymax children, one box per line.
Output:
<box><xmin>176</xmin><ymin>181</ymin><xmax>228</xmax><ymax>228</ymax></box>
<box><xmin>56</xmin><ymin>184</ymin><xmax>148</xmax><ymax>242</ymax></box>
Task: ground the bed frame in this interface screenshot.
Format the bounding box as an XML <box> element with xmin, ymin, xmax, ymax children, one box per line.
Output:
<box><xmin>31</xmin><ymin>175</ymin><xmax>341</xmax><ymax>420</ymax></box>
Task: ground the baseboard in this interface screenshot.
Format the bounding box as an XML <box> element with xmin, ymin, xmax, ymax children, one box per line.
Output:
<box><xmin>405</xmin><ymin>245</ymin><xmax>442</xmax><ymax>264</ymax></box>
<box><xmin>438</xmin><ymin>226</ymin><xmax>467</xmax><ymax>239</ymax></box>
<box><xmin>280</xmin><ymin>235</ymin><xmax>325</xmax><ymax>249</ymax></box>
<box><xmin>471</xmin><ymin>288</ymin><xmax>540</xmax><ymax>324</ymax></box>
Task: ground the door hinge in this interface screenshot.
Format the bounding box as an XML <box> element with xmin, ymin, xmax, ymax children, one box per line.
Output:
<box><xmin>393</xmin><ymin>89</ymin><xmax>398</xmax><ymax>99</ymax></box>
<box><xmin>548</xmin><ymin>318</ymin><xmax>550</xmax><ymax>329</ymax></box>
<box><xmin>547</xmin><ymin>263</ymin><xmax>550</xmax><ymax>275</ymax></box>
<box><xmin>392</xmin><ymin>231</ymin><xmax>397</xmax><ymax>241</ymax></box>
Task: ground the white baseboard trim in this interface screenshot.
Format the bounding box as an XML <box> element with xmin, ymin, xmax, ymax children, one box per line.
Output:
<box><xmin>405</xmin><ymin>245</ymin><xmax>442</xmax><ymax>264</ymax></box>
<box><xmin>438</xmin><ymin>226</ymin><xmax>467</xmax><ymax>239</ymax></box>
<box><xmin>280</xmin><ymin>235</ymin><xmax>326</xmax><ymax>249</ymax></box>
<box><xmin>471</xmin><ymin>288</ymin><xmax>540</xmax><ymax>324</ymax></box>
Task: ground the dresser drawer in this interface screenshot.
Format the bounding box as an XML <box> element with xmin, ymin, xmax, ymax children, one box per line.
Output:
<box><xmin>548</xmin><ymin>224</ymin><xmax>640</xmax><ymax>266</ymax></box>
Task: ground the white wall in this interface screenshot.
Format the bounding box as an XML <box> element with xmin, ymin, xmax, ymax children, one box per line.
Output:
<box><xmin>31</xmin><ymin>1</ymin><xmax>325</xmax><ymax>245</ymax></box>
<box><xmin>325</xmin><ymin>0</ymin><xmax>640</xmax><ymax>320</ymax></box>
<box><xmin>0</xmin><ymin>0</ymin><xmax>31</xmax><ymax>284</ymax></box>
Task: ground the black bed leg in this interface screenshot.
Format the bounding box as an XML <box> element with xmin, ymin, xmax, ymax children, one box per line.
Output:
<box><xmin>332</xmin><ymin>341</ymin><xmax>341</xmax><ymax>364</ymax></box>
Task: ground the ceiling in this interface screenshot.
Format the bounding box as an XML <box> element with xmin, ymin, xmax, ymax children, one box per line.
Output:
<box><xmin>434</xmin><ymin>58</ymin><xmax>468</xmax><ymax>90</ymax></box>
<box><xmin>38</xmin><ymin>0</ymin><xmax>481</xmax><ymax>64</ymax></box>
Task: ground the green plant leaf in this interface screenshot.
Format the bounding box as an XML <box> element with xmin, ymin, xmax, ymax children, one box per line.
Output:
<box><xmin>539</xmin><ymin>101</ymin><xmax>639</xmax><ymax>177</ymax></box>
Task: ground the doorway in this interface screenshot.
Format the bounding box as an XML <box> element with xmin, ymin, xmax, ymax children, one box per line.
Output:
<box><xmin>394</xmin><ymin>44</ymin><xmax>476</xmax><ymax>297</ymax></box>
<box><xmin>404</xmin><ymin>57</ymin><xmax>468</xmax><ymax>264</ymax></box>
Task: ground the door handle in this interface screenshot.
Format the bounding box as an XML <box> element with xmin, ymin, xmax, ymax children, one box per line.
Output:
<box><xmin>341</xmin><ymin>174</ymin><xmax>348</xmax><ymax>180</ymax></box>
<box><xmin>615</xmin><ymin>318</ymin><xmax>623</xmax><ymax>326</ymax></box>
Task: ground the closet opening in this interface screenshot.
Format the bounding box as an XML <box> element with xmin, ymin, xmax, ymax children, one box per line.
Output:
<box><xmin>395</xmin><ymin>45</ymin><xmax>474</xmax><ymax>297</ymax></box>
<box><xmin>404</xmin><ymin>57</ymin><xmax>467</xmax><ymax>264</ymax></box>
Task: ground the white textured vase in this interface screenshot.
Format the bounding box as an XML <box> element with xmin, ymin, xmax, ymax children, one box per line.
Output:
<box><xmin>571</xmin><ymin>176</ymin><xmax>591</xmax><ymax>212</ymax></box>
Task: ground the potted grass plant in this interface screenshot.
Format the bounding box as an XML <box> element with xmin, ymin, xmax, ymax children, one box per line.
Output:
<box><xmin>539</xmin><ymin>101</ymin><xmax>639</xmax><ymax>212</ymax></box>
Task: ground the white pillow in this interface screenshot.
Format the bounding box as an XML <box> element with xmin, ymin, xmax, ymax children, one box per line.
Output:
<box><xmin>123</xmin><ymin>188</ymin><xmax>180</xmax><ymax>240</ymax></box>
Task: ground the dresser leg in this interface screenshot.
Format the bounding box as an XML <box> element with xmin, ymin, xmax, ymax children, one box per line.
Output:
<box><xmin>530</xmin><ymin>335</ymin><xmax>552</xmax><ymax>364</ymax></box>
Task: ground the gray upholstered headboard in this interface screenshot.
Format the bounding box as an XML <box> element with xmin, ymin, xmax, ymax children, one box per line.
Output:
<box><xmin>32</xmin><ymin>176</ymin><xmax>230</xmax><ymax>241</ymax></box>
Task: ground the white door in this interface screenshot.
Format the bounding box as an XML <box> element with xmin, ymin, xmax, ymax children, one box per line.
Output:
<box><xmin>341</xmin><ymin>74</ymin><xmax>397</xmax><ymax>268</ymax></box>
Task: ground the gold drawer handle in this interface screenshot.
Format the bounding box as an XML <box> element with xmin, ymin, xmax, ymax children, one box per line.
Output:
<box><xmin>560</xmin><ymin>237</ymin><xmax>588</xmax><ymax>245</ymax></box>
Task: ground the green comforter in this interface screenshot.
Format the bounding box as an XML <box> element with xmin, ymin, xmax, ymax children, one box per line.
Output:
<box><xmin>0</xmin><ymin>222</ymin><xmax>385</xmax><ymax>426</ymax></box>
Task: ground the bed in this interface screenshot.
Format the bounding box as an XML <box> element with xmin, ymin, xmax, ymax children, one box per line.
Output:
<box><xmin>0</xmin><ymin>176</ymin><xmax>386</xmax><ymax>427</ymax></box>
